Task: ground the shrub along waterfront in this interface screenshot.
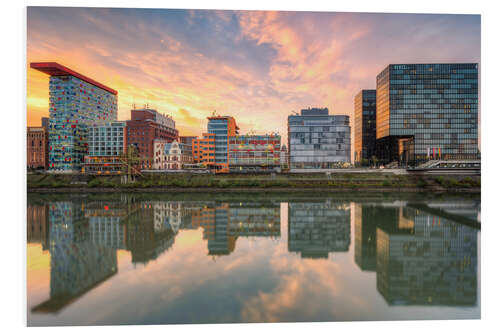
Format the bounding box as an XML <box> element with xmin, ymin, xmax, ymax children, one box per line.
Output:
<box><xmin>27</xmin><ymin>173</ymin><xmax>480</xmax><ymax>192</ymax></box>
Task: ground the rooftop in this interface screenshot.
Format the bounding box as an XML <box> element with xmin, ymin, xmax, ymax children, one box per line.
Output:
<box><xmin>30</xmin><ymin>62</ymin><xmax>118</xmax><ymax>95</ymax></box>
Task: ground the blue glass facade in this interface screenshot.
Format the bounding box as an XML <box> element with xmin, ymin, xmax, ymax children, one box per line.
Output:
<box><xmin>376</xmin><ymin>63</ymin><xmax>479</xmax><ymax>164</ymax></box>
<box><xmin>208</xmin><ymin>118</ymin><xmax>229</xmax><ymax>164</ymax></box>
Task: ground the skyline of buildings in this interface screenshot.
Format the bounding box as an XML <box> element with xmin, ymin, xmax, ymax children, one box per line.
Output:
<box><xmin>27</xmin><ymin>9</ymin><xmax>481</xmax><ymax>147</ymax></box>
<box><xmin>28</xmin><ymin>61</ymin><xmax>480</xmax><ymax>171</ymax></box>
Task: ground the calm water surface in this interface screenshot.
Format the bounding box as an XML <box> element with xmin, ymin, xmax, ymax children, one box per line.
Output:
<box><xmin>27</xmin><ymin>192</ymin><xmax>480</xmax><ymax>326</ymax></box>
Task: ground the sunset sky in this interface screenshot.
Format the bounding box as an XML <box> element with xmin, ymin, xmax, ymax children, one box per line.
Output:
<box><xmin>27</xmin><ymin>7</ymin><xmax>480</xmax><ymax>141</ymax></box>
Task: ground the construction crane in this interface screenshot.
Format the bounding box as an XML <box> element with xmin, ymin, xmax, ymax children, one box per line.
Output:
<box><xmin>118</xmin><ymin>145</ymin><xmax>150</xmax><ymax>183</ymax></box>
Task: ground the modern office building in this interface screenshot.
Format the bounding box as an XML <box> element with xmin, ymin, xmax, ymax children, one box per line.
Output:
<box><xmin>27</xmin><ymin>126</ymin><xmax>49</xmax><ymax>170</ymax></box>
<box><xmin>207</xmin><ymin>115</ymin><xmax>239</xmax><ymax>173</ymax></box>
<box><xmin>179</xmin><ymin>135</ymin><xmax>196</xmax><ymax>150</ymax></box>
<box><xmin>30</xmin><ymin>62</ymin><xmax>118</xmax><ymax>172</ymax></box>
<box><xmin>126</xmin><ymin>108</ymin><xmax>178</xmax><ymax>169</ymax></box>
<box><xmin>83</xmin><ymin>121</ymin><xmax>127</xmax><ymax>174</ymax></box>
<box><xmin>354</xmin><ymin>90</ymin><xmax>377</xmax><ymax>164</ymax></box>
<box><xmin>288</xmin><ymin>108</ymin><xmax>351</xmax><ymax>169</ymax></box>
<box><xmin>228</xmin><ymin>134</ymin><xmax>281</xmax><ymax>172</ymax></box>
<box><xmin>375</xmin><ymin>63</ymin><xmax>479</xmax><ymax>165</ymax></box>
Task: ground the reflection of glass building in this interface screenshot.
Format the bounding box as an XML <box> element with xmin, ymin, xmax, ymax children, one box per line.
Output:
<box><xmin>354</xmin><ymin>204</ymin><xmax>408</xmax><ymax>271</ymax></box>
<box><xmin>354</xmin><ymin>90</ymin><xmax>377</xmax><ymax>163</ymax></box>
<box><xmin>354</xmin><ymin>204</ymin><xmax>377</xmax><ymax>271</ymax></box>
<box><xmin>288</xmin><ymin>108</ymin><xmax>351</xmax><ymax>169</ymax></box>
<box><xmin>228</xmin><ymin>203</ymin><xmax>280</xmax><ymax>238</ymax></box>
<box><xmin>376</xmin><ymin>208</ymin><xmax>478</xmax><ymax>305</ymax></box>
<box><xmin>191</xmin><ymin>202</ymin><xmax>281</xmax><ymax>256</ymax></box>
<box><xmin>31</xmin><ymin>62</ymin><xmax>118</xmax><ymax>172</ymax></box>
<box><xmin>32</xmin><ymin>201</ymin><xmax>117</xmax><ymax>313</ymax></box>
<box><xmin>375</xmin><ymin>63</ymin><xmax>479</xmax><ymax>165</ymax></box>
<box><xmin>288</xmin><ymin>202</ymin><xmax>350</xmax><ymax>259</ymax></box>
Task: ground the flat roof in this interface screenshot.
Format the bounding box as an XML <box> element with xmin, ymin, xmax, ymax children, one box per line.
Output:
<box><xmin>30</xmin><ymin>62</ymin><xmax>118</xmax><ymax>95</ymax></box>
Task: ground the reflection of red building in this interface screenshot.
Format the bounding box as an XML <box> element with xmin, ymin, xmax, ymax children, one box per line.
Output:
<box><xmin>126</xmin><ymin>109</ymin><xmax>178</xmax><ymax>169</ymax></box>
<box><xmin>27</xmin><ymin>205</ymin><xmax>49</xmax><ymax>250</ymax></box>
<box><xmin>27</xmin><ymin>127</ymin><xmax>49</xmax><ymax>169</ymax></box>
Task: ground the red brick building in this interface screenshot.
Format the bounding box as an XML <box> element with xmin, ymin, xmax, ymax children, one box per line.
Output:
<box><xmin>126</xmin><ymin>108</ymin><xmax>178</xmax><ymax>169</ymax></box>
<box><xmin>27</xmin><ymin>127</ymin><xmax>49</xmax><ymax>170</ymax></box>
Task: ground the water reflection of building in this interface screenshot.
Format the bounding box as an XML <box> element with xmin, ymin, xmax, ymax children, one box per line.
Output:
<box><xmin>191</xmin><ymin>202</ymin><xmax>281</xmax><ymax>256</ymax></box>
<box><xmin>288</xmin><ymin>201</ymin><xmax>350</xmax><ymax>259</ymax></box>
<box><xmin>354</xmin><ymin>204</ymin><xmax>377</xmax><ymax>271</ymax></box>
<box><xmin>32</xmin><ymin>201</ymin><xmax>117</xmax><ymax>313</ymax></box>
<box><xmin>125</xmin><ymin>202</ymin><xmax>176</xmax><ymax>264</ymax></box>
<box><xmin>376</xmin><ymin>207</ymin><xmax>478</xmax><ymax>306</ymax></box>
<box><xmin>228</xmin><ymin>203</ymin><xmax>280</xmax><ymax>238</ymax></box>
<box><xmin>151</xmin><ymin>201</ymin><xmax>201</xmax><ymax>233</ymax></box>
<box><xmin>27</xmin><ymin>204</ymin><xmax>49</xmax><ymax>250</ymax></box>
<box><xmin>85</xmin><ymin>201</ymin><xmax>130</xmax><ymax>250</ymax></box>
<box><xmin>354</xmin><ymin>204</ymin><xmax>410</xmax><ymax>271</ymax></box>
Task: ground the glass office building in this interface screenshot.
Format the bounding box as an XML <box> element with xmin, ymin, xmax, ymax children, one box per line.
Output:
<box><xmin>207</xmin><ymin>116</ymin><xmax>239</xmax><ymax>173</ymax></box>
<box><xmin>354</xmin><ymin>90</ymin><xmax>377</xmax><ymax>164</ymax></box>
<box><xmin>288</xmin><ymin>108</ymin><xmax>351</xmax><ymax>169</ymax></box>
<box><xmin>31</xmin><ymin>62</ymin><xmax>118</xmax><ymax>172</ymax></box>
<box><xmin>88</xmin><ymin>121</ymin><xmax>126</xmax><ymax>157</ymax></box>
<box><xmin>375</xmin><ymin>63</ymin><xmax>479</xmax><ymax>165</ymax></box>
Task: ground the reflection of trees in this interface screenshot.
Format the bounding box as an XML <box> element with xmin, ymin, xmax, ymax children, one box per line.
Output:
<box><xmin>288</xmin><ymin>201</ymin><xmax>351</xmax><ymax>259</ymax></box>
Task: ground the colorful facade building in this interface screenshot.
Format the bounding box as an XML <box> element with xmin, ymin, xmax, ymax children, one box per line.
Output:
<box><xmin>228</xmin><ymin>134</ymin><xmax>281</xmax><ymax>172</ymax></box>
<box><xmin>83</xmin><ymin>121</ymin><xmax>127</xmax><ymax>175</ymax></box>
<box><xmin>153</xmin><ymin>139</ymin><xmax>193</xmax><ymax>170</ymax></box>
<box><xmin>30</xmin><ymin>62</ymin><xmax>118</xmax><ymax>173</ymax></box>
<box><xmin>27</xmin><ymin>126</ymin><xmax>49</xmax><ymax>170</ymax></box>
<box><xmin>126</xmin><ymin>108</ymin><xmax>178</xmax><ymax>170</ymax></box>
